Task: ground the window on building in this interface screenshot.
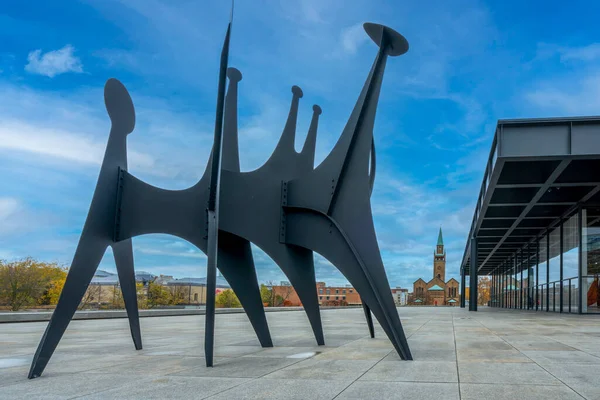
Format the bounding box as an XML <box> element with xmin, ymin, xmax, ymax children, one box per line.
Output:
<box><xmin>326</xmin><ymin>289</ymin><xmax>330</xmax><ymax>295</ymax></box>
<box><xmin>350</xmin><ymin>289</ymin><xmax>353</xmax><ymax>293</ymax></box>
<box><xmin>336</xmin><ymin>296</ymin><xmax>339</xmax><ymax>300</ymax></box>
<box><xmin>326</xmin><ymin>296</ymin><xmax>330</xmax><ymax>300</ymax></box>
<box><xmin>343</xmin><ymin>296</ymin><xmax>346</xmax><ymax>300</ymax></box>
<box><xmin>319</xmin><ymin>288</ymin><xmax>323</xmax><ymax>294</ymax></box>
<box><xmin>336</xmin><ymin>289</ymin><xmax>339</xmax><ymax>294</ymax></box>
<box><xmin>342</xmin><ymin>289</ymin><xmax>346</xmax><ymax>294</ymax></box>
<box><xmin>319</xmin><ymin>296</ymin><xmax>322</xmax><ymax>300</ymax></box>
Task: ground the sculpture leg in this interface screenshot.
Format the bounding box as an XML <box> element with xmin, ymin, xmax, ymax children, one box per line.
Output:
<box><xmin>112</xmin><ymin>239</ymin><xmax>142</xmax><ymax>350</ymax></box>
<box><xmin>217</xmin><ymin>231</ymin><xmax>273</xmax><ymax>347</ymax></box>
<box><xmin>363</xmin><ymin>302</ymin><xmax>375</xmax><ymax>338</ymax></box>
<box><xmin>28</xmin><ymin>239</ymin><xmax>108</xmax><ymax>379</ymax></box>
<box><xmin>277</xmin><ymin>246</ymin><xmax>325</xmax><ymax>346</ymax></box>
<box><xmin>285</xmin><ymin>211</ymin><xmax>412</xmax><ymax>359</ymax></box>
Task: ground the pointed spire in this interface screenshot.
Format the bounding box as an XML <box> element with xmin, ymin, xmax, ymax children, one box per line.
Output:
<box><xmin>300</xmin><ymin>104</ymin><xmax>321</xmax><ymax>169</ymax></box>
<box><xmin>437</xmin><ymin>227</ymin><xmax>443</xmax><ymax>246</ymax></box>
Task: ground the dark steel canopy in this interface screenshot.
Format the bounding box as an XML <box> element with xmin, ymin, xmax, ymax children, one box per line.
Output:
<box><xmin>462</xmin><ymin>116</ymin><xmax>600</xmax><ymax>276</ymax></box>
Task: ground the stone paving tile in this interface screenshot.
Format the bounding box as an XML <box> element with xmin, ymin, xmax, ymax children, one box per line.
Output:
<box><xmin>312</xmin><ymin>346</ymin><xmax>391</xmax><ymax>361</ymax></box>
<box><xmin>457</xmin><ymin>349</ymin><xmax>532</xmax><ymax>363</ymax></box>
<box><xmin>84</xmin><ymin>355</ymin><xmax>207</xmax><ymax>376</ymax></box>
<box><xmin>207</xmin><ymin>378</ymin><xmax>352</xmax><ymax>400</ymax></box>
<box><xmin>336</xmin><ymin>381</ymin><xmax>460</xmax><ymax>400</ymax></box>
<box><xmin>540</xmin><ymin>362</ymin><xmax>600</xmax><ymax>386</ymax></box>
<box><xmin>458</xmin><ymin>361</ymin><xmax>561</xmax><ymax>385</ymax></box>
<box><xmin>460</xmin><ymin>383</ymin><xmax>584</xmax><ymax>400</ymax></box>
<box><xmin>1</xmin><ymin>307</ymin><xmax>599</xmax><ymax>399</ymax></box>
<box><xmin>568</xmin><ymin>384</ymin><xmax>600</xmax><ymax>400</ymax></box>
<box><xmin>383</xmin><ymin>348</ymin><xmax>456</xmax><ymax>362</ymax></box>
<box><xmin>77</xmin><ymin>376</ymin><xmax>249</xmax><ymax>399</ymax></box>
<box><xmin>263</xmin><ymin>359</ymin><xmax>378</xmax><ymax>381</ymax></box>
<box><xmin>522</xmin><ymin>350</ymin><xmax>600</xmax><ymax>365</ymax></box>
<box><xmin>359</xmin><ymin>360</ymin><xmax>458</xmax><ymax>383</ymax></box>
<box><xmin>1</xmin><ymin>373</ymin><xmax>136</xmax><ymax>399</ymax></box>
<box><xmin>169</xmin><ymin>356</ymin><xmax>299</xmax><ymax>378</ymax></box>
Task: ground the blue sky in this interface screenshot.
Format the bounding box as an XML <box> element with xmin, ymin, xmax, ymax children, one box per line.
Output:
<box><xmin>2</xmin><ymin>0</ymin><xmax>600</xmax><ymax>289</ymax></box>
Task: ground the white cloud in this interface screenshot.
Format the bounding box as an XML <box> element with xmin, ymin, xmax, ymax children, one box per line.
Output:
<box><xmin>0</xmin><ymin>121</ymin><xmax>154</xmax><ymax>169</ymax></box>
<box><xmin>524</xmin><ymin>73</ymin><xmax>600</xmax><ymax>115</ymax></box>
<box><xmin>25</xmin><ymin>45</ymin><xmax>83</xmax><ymax>78</ymax></box>
<box><xmin>0</xmin><ymin>197</ymin><xmax>20</xmax><ymax>221</ymax></box>
<box><xmin>340</xmin><ymin>23</ymin><xmax>368</xmax><ymax>55</ymax></box>
<box><xmin>136</xmin><ymin>246</ymin><xmax>207</xmax><ymax>259</ymax></box>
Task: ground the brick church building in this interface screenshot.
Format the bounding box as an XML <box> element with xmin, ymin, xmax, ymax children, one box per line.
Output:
<box><xmin>412</xmin><ymin>228</ymin><xmax>460</xmax><ymax>306</ymax></box>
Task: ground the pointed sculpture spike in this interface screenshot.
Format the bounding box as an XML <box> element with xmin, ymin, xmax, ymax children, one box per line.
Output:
<box><xmin>300</xmin><ymin>104</ymin><xmax>321</xmax><ymax>169</ymax></box>
<box><xmin>267</xmin><ymin>85</ymin><xmax>303</xmax><ymax>164</ymax></box>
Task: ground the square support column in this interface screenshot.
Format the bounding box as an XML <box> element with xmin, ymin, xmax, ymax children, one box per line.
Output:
<box><xmin>578</xmin><ymin>207</ymin><xmax>583</xmax><ymax>314</ymax></box>
<box><xmin>460</xmin><ymin>268</ymin><xmax>466</xmax><ymax>308</ymax></box>
<box><xmin>469</xmin><ymin>237</ymin><xmax>478</xmax><ymax>311</ymax></box>
<box><xmin>560</xmin><ymin>220</ymin><xmax>564</xmax><ymax>313</ymax></box>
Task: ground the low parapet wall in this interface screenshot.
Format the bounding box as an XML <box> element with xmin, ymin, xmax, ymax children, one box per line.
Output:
<box><xmin>0</xmin><ymin>305</ymin><xmax>363</xmax><ymax>323</ymax></box>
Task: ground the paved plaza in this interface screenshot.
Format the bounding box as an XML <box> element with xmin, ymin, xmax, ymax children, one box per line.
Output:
<box><xmin>1</xmin><ymin>307</ymin><xmax>599</xmax><ymax>399</ymax></box>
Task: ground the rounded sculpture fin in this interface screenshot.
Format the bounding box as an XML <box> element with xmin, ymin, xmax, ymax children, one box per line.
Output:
<box><xmin>104</xmin><ymin>78</ymin><xmax>136</xmax><ymax>135</ymax></box>
<box><xmin>363</xmin><ymin>23</ymin><xmax>409</xmax><ymax>56</ymax></box>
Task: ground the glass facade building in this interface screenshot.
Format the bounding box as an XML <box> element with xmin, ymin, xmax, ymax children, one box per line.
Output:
<box><xmin>460</xmin><ymin>116</ymin><xmax>600</xmax><ymax>314</ymax></box>
<box><xmin>488</xmin><ymin>208</ymin><xmax>600</xmax><ymax>314</ymax></box>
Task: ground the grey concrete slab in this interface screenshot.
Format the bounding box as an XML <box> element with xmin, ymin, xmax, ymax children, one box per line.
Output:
<box><xmin>77</xmin><ymin>376</ymin><xmax>249</xmax><ymax>399</ymax></box>
<box><xmin>264</xmin><ymin>359</ymin><xmax>378</xmax><ymax>381</ymax></box>
<box><xmin>336</xmin><ymin>381</ymin><xmax>460</xmax><ymax>400</ymax></box>
<box><xmin>457</xmin><ymin>349</ymin><xmax>533</xmax><ymax>363</ymax></box>
<box><xmin>360</xmin><ymin>360</ymin><xmax>458</xmax><ymax>383</ymax></box>
<box><xmin>170</xmin><ymin>356</ymin><xmax>299</xmax><ymax>378</ymax></box>
<box><xmin>541</xmin><ymin>362</ymin><xmax>600</xmax><ymax>386</ymax></box>
<box><xmin>209</xmin><ymin>378</ymin><xmax>352</xmax><ymax>399</ymax></box>
<box><xmin>458</xmin><ymin>361</ymin><xmax>561</xmax><ymax>384</ymax></box>
<box><xmin>1</xmin><ymin>373</ymin><xmax>137</xmax><ymax>399</ymax></box>
<box><xmin>522</xmin><ymin>350</ymin><xmax>600</xmax><ymax>365</ymax></box>
<box><xmin>460</xmin><ymin>383</ymin><xmax>584</xmax><ymax>400</ymax></box>
<box><xmin>1</xmin><ymin>307</ymin><xmax>599</xmax><ymax>399</ymax></box>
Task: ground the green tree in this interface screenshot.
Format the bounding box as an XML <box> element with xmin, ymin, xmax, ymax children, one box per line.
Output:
<box><xmin>109</xmin><ymin>282</ymin><xmax>148</xmax><ymax>309</ymax></box>
<box><xmin>147</xmin><ymin>281</ymin><xmax>171</xmax><ymax>308</ymax></box>
<box><xmin>260</xmin><ymin>284</ymin><xmax>272</xmax><ymax>306</ymax></box>
<box><xmin>0</xmin><ymin>258</ymin><xmax>66</xmax><ymax>311</ymax></box>
<box><xmin>215</xmin><ymin>289</ymin><xmax>241</xmax><ymax>308</ymax></box>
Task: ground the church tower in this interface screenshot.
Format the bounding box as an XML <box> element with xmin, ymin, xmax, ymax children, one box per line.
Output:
<box><xmin>433</xmin><ymin>227</ymin><xmax>446</xmax><ymax>281</ymax></box>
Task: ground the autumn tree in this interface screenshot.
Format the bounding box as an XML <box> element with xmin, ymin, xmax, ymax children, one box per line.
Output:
<box><xmin>215</xmin><ymin>289</ymin><xmax>241</xmax><ymax>308</ymax></box>
<box><xmin>260</xmin><ymin>284</ymin><xmax>272</xmax><ymax>306</ymax></box>
<box><xmin>0</xmin><ymin>258</ymin><xmax>66</xmax><ymax>311</ymax></box>
<box><xmin>478</xmin><ymin>276</ymin><xmax>491</xmax><ymax>306</ymax></box>
<box><xmin>169</xmin><ymin>285</ymin><xmax>187</xmax><ymax>305</ymax></box>
<box><xmin>147</xmin><ymin>280</ymin><xmax>171</xmax><ymax>308</ymax></box>
<box><xmin>109</xmin><ymin>282</ymin><xmax>148</xmax><ymax>309</ymax></box>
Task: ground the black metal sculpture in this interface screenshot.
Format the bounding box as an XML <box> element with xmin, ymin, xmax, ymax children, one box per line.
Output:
<box><xmin>28</xmin><ymin>19</ymin><xmax>412</xmax><ymax>379</ymax></box>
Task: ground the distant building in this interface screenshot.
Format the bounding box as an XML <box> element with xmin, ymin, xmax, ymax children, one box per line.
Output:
<box><xmin>411</xmin><ymin>228</ymin><xmax>460</xmax><ymax>306</ymax></box>
<box><xmin>316</xmin><ymin>282</ymin><xmax>361</xmax><ymax>306</ymax></box>
<box><xmin>269</xmin><ymin>281</ymin><xmax>362</xmax><ymax>306</ymax></box>
<box><xmin>391</xmin><ymin>287</ymin><xmax>408</xmax><ymax>306</ymax></box>
<box><xmin>83</xmin><ymin>270</ymin><xmax>231</xmax><ymax>307</ymax></box>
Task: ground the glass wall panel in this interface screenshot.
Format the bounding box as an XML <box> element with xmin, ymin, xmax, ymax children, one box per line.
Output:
<box><xmin>563</xmin><ymin>214</ymin><xmax>579</xmax><ymax>313</ymax></box>
<box><xmin>583</xmin><ymin>207</ymin><xmax>600</xmax><ymax>313</ymax></box>
<box><xmin>548</xmin><ymin>227</ymin><xmax>560</xmax><ymax>311</ymax></box>
<box><xmin>539</xmin><ymin>235</ymin><xmax>547</xmax><ymax>310</ymax></box>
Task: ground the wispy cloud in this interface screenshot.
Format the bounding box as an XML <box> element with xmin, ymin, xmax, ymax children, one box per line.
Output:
<box><xmin>340</xmin><ymin>23</ymin><xmax>369</xmax><ymax>55</ymax></box>
<box><xmin>25</xmin><ymin>45</ymin><xmax>83</xmax><ymax>78</ymax></box>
